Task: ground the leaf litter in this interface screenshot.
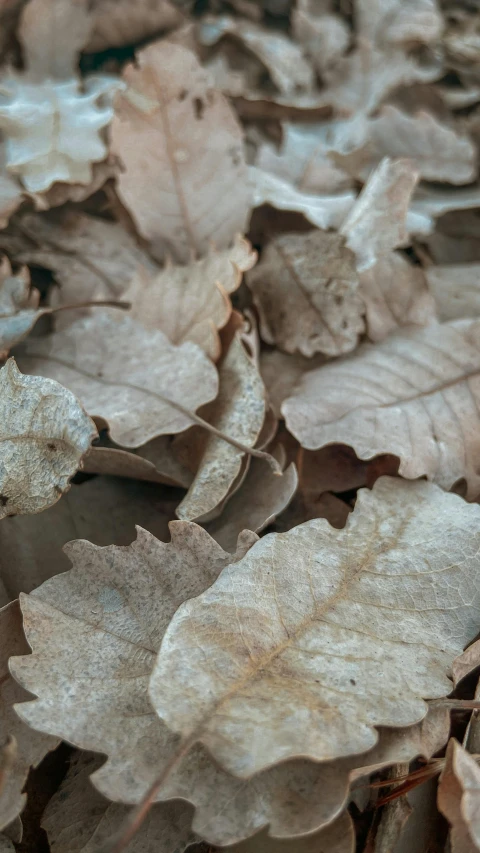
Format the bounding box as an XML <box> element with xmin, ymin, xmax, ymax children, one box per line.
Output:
<box><xmin>4</xmin><ymin>1</ymin><xmax>480</xmax><ymax>852</ymax></box>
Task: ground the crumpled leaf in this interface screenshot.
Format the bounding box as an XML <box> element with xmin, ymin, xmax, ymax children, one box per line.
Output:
<box><xmin>246</xmin><ymin>230</ymin><xmax>364</xmax><ymax>357</ymax></box>
<box><xmin>0</xmin><ymin>600</ymin><xmax>58</xmax><ymax>830</ymax></box>
<box><xmin>0</xmin><ymin>358</ymin><xmax>96</xmax><ymax>519</ymax></box>
<box><xmin>250</xmin><ymin>166</ymin><xmax>355</xmax><ymax>230</ymax></box>
<box><xmin>0</xmin><ymin>0</ymin><xmax>123</xmax><ymax>193</ymax></box>
<box><xmin>86</xmin><ymin>0</ymin><xmax>185</xmax><ymax>51</ymax></box>
<box><xmin>256</xmin><ymin>122</ymin><xmax>354</xmax><ymax>195</ymax></box>
<box><xmin>292</xmin><ymin>0</ymin><xmax>350</xmax><ymax>74</ymax></box>
<box><xmin>426</xmin><ymin>263</ymin><xmax>480</xmax><ymax>322</ymax></box>
<box><xmin>356</xmin><ymin>0</ymin><xmax>443</xmax><ymax>46</ymax></box>
<box><xmin>43</xmin><ymin>753</ymin><xmax>195</xmax><ymax>853</ymax></box>
<box><xmin>0</xmin><ymin>476</ymin><xmax>177</xmax><ymax>600</ymax></box>
<box><xmin>283</xmin><ymin>319</ymin><xmax>480</xmax><ymax>498</ymax></box>
<box><xmin>151</xmin><ymin>477</ymin><xmax>479</xmax><ymax>776</ymax></box>
<box><xmin>176</xmin><ymin>334</ymin><xmax>266</xmax><ymax>521</ymax></box>
<box><xmin>0</xmin><ymin>211</ymin><xmax>155</xmax><ymax>328</ymax></box>
<box><xmin>340</xmin><ymin>158</ymin><xmax>419</xmax><ymax>271</ymax></box>
<box><xmin>123</xmin><ymin>236</ymin><xmax>256</xmax><ymax>359</ymax></box>
<box><xmin>9</xmin><ymin>525</ymin><xmax>257</xmax><ymax>812</ymax></box>
<box><xmin>198</xmin><ymin>15</ymin><xmax>315</xmax><ymax>96</ymax></box>
<box><xmin>0</xmin><ymin>256</ymin><xmax>41</xmax><ymax>358</ymax></box>
<box><xmin>110</xmin><ymin>41</ymin><xmax>251</xmax><ymax>263</ymax></box>
<box><xmin>14</xmin><ymin>312</ymin><xmax>219</xmax><ymax>448</ymax></box>
<box><xmin>438</xmin><ymin>739</ymin><xmax>480</xmax><ymax>853</ymax></box>
<box><xmin>206</xmin><ymin>447</ymin><xmax>298</xmax><ymax>552</ymax></box>
<box><xmin>359</xmin><ymin>251</ymin><xmax>436</xmax><ymax>342</ymax></box>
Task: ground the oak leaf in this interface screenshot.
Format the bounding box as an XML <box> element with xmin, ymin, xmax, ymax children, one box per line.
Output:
<box><xmin>438</xmin><ymin>739</ymin><xmax>480</xmax><ymax>853</ymax></box>
<box><xmin>246</xmin><ymin>230</ymin><xmax>364</xmax><ymax>357</ymax></box>
<box><xmin>0</xmin><ymin>359</ymin><xmax>96</xmax><ymax>518</ymax></box>
<box><xmin>14</xmin><ymin>312</ymin><xmax>219</xmax><ymax>448</ymax></box>
<box><xmin>0</xmin><ymin>601</ymin><xmax>58</xmax><ymax>830</ymax></box>
<box><xmin>283</xmin><ymin>319</ymin><xmax>480</xmax><ymax>497</ymax></box>
<box><xmin>176</xmin><ymin>334</ymin><xmax>266</xmax><ymax>521</ymax></box>
<box><xmin>110</xmin><ymin>41</ymin><xmax>251</xmax><ymax>263</ymax></box>
<box><xmin>124</xmin><ymin>236</ymin><xmax>256</xmax><ymax>360</ymax></box>
<box><xmin>151</xmin><ymin>477</ymin><xmax>480</xmax><ymax>776</ymax></box>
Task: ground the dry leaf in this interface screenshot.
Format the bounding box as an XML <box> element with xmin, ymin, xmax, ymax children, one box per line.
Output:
<box><xmin>43</xmin><ymin>753</ymin><xmax>195</xmax><ymax>853</ymax></box>
<box><xmin>260</xmin><ymin>349</ymin><xmax>326</xmax><ymax>418</ymax></box>
<box><xmin>247</xmin><ymin>230</ymin><xmax>364</xmax><ymax>357</ymax></box>
<box><xmin>82</xmin><ymin>446</ymin><xmax>178</xmax><ymax>486</ymax></box>
<box><xmin>0</xmin><ymin>211</ymin><xmax>154</xmax><ymax>326</ymax></box>
<box><xmin>0</xmin><ymin>476</ymin><xmax>177</xmax><ymax>600</ymax></box>
<box><xmin>110</xmin><ymin>41</ymin><xmax>251</xmax><ymax>263</ymax></box>
<box><xmin>198</xmin><ymin>15</ymin><xmax>315</xmax><ymax>96</ymax></box>
<box><xmin>359</xmin><ymin>251</ymin><xmax>436</xmax><ymax>342</ymax></box>
<box><xmin>292</xmin><ymin>1</ymin><xmax>350</xmax><ymax>74</ymax></box>
<box><xmin>0</xmin><ymin>146</ymin><xmax>22</xmax><ymax>230</ymax></box>
<box><xmin>356</xmin><ymin>0</ymin><xmax>442</xmax><ymax>46</ymax></box>
<box><xmin>341</xmin><ymin>158</ymin><xmax>419</xmax><ymax>271</ymax></box>
<box><xmin>135</xmin><ymin>436</ymin><xmax>193</xmax><ymax>488</ymax></box>
<box><xmin>220</xmin><ymin>812</ymin><xmax>355</xmax><ymax>853</ymax></box>
<box><xmin>438</xmin><ymin>739</ymin><xmax>480</xmax><ymax>853</ymax></box>
<box><xmin>426</xmin><ymin>264</ymin><xmax>480</xmax><ymax>322</ymax></box>
<box><xmin>87</xmin><ymin>0</ymin><xmax>184</xmax><ymax>51</ymax></box>
<box><xmin>9</xmin><ymin>524</ymin><xmax>258</xmax><ymax>810</ymax></box>
<box><xmin>283</xmin><ymin>319</ymin><xmax>480</xmax><ymax>497</ymax></box>
<box><xmin>0</xmin><ymin>600</ymin><xmax>58</xmax><ymax>830</ymax></box>
<box><xmin>206</xmin><ymin>448</ymin><xmax>298</xmax><ymax>551</ymax></box>
<box><xmin>176</xmin><ymin>334</ymin><xmax>266</xmax><ymax>521</ymax></box>
<box><xmin>250</xmin><ymin>166</ymin><xmax>355</xmax><ymax>230</ymax></box>
<box><xmin>0</xmin><ymin>0</ymin><xmax>122</xmax><ymax>193</ymax></box>
<box><xmin>0</xmin><ymin>358</ymin><xmax>96</xmax><ymax>518</ymax></box>
<box><xmin>0</xmin><ymin>256</ymin><xmax>41</xmax><ymax>358</ymax></box>
<box><xmin>14</xmin><ymin>312</ymin><xmax>218</xmax><ymax>448</ymax></box>
<box><xmin>124</xmin><ymin>236</ymin><xmax>256</xmax><ymax>360</ymax></box>
<box><xmin>151</xmin><ymin>477</ymin><xmax>479</xmax><ymax>776</ymax></box>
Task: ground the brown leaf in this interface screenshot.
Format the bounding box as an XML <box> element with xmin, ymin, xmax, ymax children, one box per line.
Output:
<box><xmin>246</xmin><ymin>230</ymin><xmax>364</xmax><ymax>357</ymax></box>
<box><xmin>43</xmin><ymin>752</ymin><xmax>195</xmax><ymax>853</ymax></box>
<box><xmin>0</xmin><ymin>147</ymin><xmax>22</xmax><ymax>231</ymax></box>
<box><xmin>340</xmin><ymin>158</ymin><xmax>419</xmax><ymax>271</ymax></box>
<box><xmin>176</xmin><ymin>334</ymin><xmax>266</xmax><ymax>521</ymax></box>
<box><xmin>282</xmin><ymin>319</ymin><xmax>480</xmax><ymax>498</ymax></box>
<box><xmin>110</xmin><ymin>41</ymin><xmax>251</xmax><ymax>263</ymax></box>
<box><xmin>0</xmin><ymin>601</ymin><xmax>58</xmax><ymax>830</ymax></box>
<box><xmin>438</xmin><ymin>739</ymin><xmax>480</xmax><ymax>853</ymax></box>
<box><xmin>86</xmin><ymin>0</ymin><xmax>185</xmax><ymax>51</ymax></box>
<box><xmin>81</xmin><ymin>446</ymin><xmax>180</xmax><ymax>486</ymax></box>
<box><xmin>15</xmin><ymin>312</ymin><xmax>219</xmax><ymax>448</ymax></box>
<box><xmin>19</xmin><ymin>0</ymin><xmax>92</xmax><ymax>79</ymax></box>
<box><xmin>0</xmin><ymin>476</ymin><xmax>177</xmax><ymax>600</ymax></box>
<box><xmin>260</xmin><ymin>348</ymin><xmax>326</xmax><ymax>418</ymax></box>
<box><xmin>124</xmin><ymin>236</ymin><xmax>256</xmax><ymax>360</ymax></box>
<box><xmin>0</xmin><ymin>358</ymin><xmax>96</xmax><ymax>519</ymax></box>
<box><xmin>151</xmin><ymin>477</ymin><xmax>479</xmax><ymax>776</ymax></box>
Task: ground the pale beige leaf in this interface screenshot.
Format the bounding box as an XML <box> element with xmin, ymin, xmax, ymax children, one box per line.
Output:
<box><xmin>356</xmin><ymin>0</ymin><xmax>442</xmax><ymax>46</ymax></box>
<box><xmin>176</xmin><ymin>334</ymin><xmax>266</xmax><ymax>521</ymax></box>
<box><xmin>292</xmin><ymin>1</ymin><xmax>350</xmax><ymax>74</ymax></box>
<box><xmin>260</xmin><ymin>349</ymin><xmax>326</xmax><ymax>418</ymax></box>
<box><xmin>110</xmin><ymin>41</ymin><xmax>251</xmax><ymax>263</ymax></box>
<box><xmin>136</xmin><ymin>436</ymin><xmax>193</xmax><ymax>489</ymax></box>
<box><xmin>283</xmin><ymin>319</ymin><xmax>480</xmax><ymax>497</ymax></box>
<box><xmin>14</xmin><ymin>312</ymin><xmax>219</xmax><ymax>448</ymax></box>
<box><xmin>19</xmin><ymin>0</ymin><xmax>92</xmax><ymax>79</ymax></box>
<box><xmin>0</xmin><ymin>358</ymin><xmax>96</xmax><ymax>518</ymax></box>
<box><xmin>43</xmin><ymin>753</ymin><xmax>195</xmax><ymax>853</ymax></box>
<box><xmin>220</xmin><ymin>812</ymin><xmax>355</xmax><ymax>853</ymax></box>
<box><xmin>206</xmin><ymin>450</ymin><xmax>298</xmax><ymax>552</ymax></box>
<box><xmin>426</xmin><ymin>264</ymin><xmax>480</xmax><ymax>322</ymax></box>
<box><xmin>366</xmin><ymin>106</ymin><xmax>477</xmax><ymax>185</ymax></box>
<box><xmin>0</xmin><ymin>211</ymin><xmax>154</xmax><ymax>328</ymax></box>
<box><xmin>82</xmin><ymin>446</ymin><xmax>179</xmax><ymax>486</ymax></box>
<box><xmin>410</xmin><ymin>184</ymin><xmax>480</xmax><ymax>232</ymax></box>
<box><xmin>453</xmin><ymin>639</ymin><xmax>480</xmax><ymax>688</ymax></box>
<box><xmin>9</xmin><ymin>523</ymin><xmax>451</xmax><ymax>844</ymax></box>
<box><xmin>0</xmin><ymin>476</ymin><xmax>177</xmax><ymax>600</ymax></box>
<box><xmin>0</xmin><ymin>601</ymin><xmax>58</xmax><ymax>830</ymax></box>
<box><xmin>151</xmin><ymin>477</ymin><xmax>480</xmax><ymax>776</ymax></box>
<box><xmin>247</xmin><ymin>230</ymin><xmax>364</xmax><ymax>357</ymax></box>
<box><xmin>0</xmin><ymin>256</ymin><xmax>42</xmax><ymax>357</ymax></box>
<box><xmin>9</xmin><ymin>524</ymin><xmax>257</xmax><ymax>809</ymax></box>
<box><xmin>123</xmin><ymin>236</ymin><xmax>256</xmax><ymax>359</ymax></box>
<box><xmin>0</xmin><ymin>146</ymin><xmax>22</xmax><ymax>230</ymax></box>
<box><xmin>359</xmin><ymin>251</ymin><xmax>436</xmax><ymax>342</ymax></box>
<box><xmin>438</xmin><ymin>739</ymin><xmax>480</xmax><ymax>853</ymax></box>
<box><xmin>250</xmin><ymin>166</ymin><xmax>355</xmax><ymax>230</ymax></box>
<box><xmin>256</xmin><ymin>123</ymin><xmax>354</xmax><ymax>195</ymax></box>
<box><xmin>87</xmin><ymin>0</ymin><xmax>184</xmax><ymax>51</ymax></box>
<box><xmin>198</xmin><ymin>15</ymin><xmax>315</xmax><ymax>95</ymax></box>
<box><xmin>341</xmin><ymin>158</ymin><xmax>419</xmax><ymax>271</ymax></box>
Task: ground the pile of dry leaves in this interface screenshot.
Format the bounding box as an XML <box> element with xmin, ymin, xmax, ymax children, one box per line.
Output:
<box><xmin>4</xmin><ymin>0</ymin><xmax>480</xmax><ymax>851</ymax></box>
